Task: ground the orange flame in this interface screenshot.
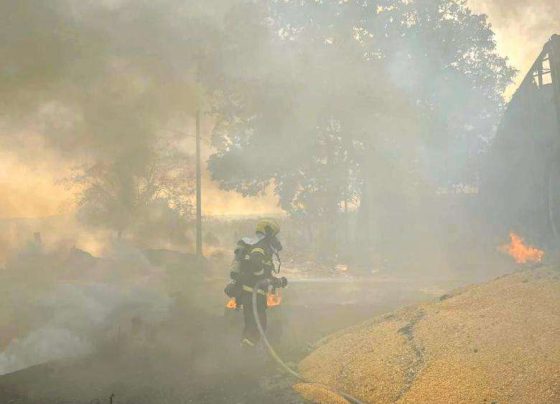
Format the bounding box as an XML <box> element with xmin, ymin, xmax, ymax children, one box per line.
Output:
<box><xmin>225</xmin><ymin>291</ymin><xmax>282</xmax><ymax>309</ymax></box>
<box><xmin>267</xmin><ymin>290</ymin><xmax>282</xmax><ymax>307</ymax></box>
<box><xmin>226</xmin><ymin>298</ymin><xmax>237</xmax><ymax>309</ymax></box>
<box><xmin>500</xmin><ymin>232</ymin><xmax>544</xmax><ymax>264</ymax></box>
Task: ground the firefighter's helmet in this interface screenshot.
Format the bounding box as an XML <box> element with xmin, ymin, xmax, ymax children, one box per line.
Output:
<box><xmin>256</xmin><ymin>218</ymin><xmax>280</xmax><ymax>237</ymax></box>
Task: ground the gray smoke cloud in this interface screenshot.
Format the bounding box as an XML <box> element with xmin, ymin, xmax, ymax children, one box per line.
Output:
<box><xmin>0</xmin><ymin>281</ymin><xmax>171</xmax><ymax>375</ymax></box>
<box><xmin>0</xmin><ymin>0</ymin><xmax>272</xmax><ymax>245</ymax></box>
<box><xmin>0</xmin><ymin>0</ymin><xmax>256</xmax><ymax>167</ymax></box>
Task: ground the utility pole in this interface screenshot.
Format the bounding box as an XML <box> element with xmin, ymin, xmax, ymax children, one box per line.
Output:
<box><xmin>195</xmin><ymin>109</ymin><xmax>203</xmax><ymax>258</ymax></box>
<box><xmin>344</xmin><ymin>192</ymin><xmax>349</xmax><ymax>248</ymax></box>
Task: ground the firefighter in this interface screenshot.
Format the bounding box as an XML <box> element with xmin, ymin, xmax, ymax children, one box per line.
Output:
<box><xmin>225</xmin><ymin>218</ymin><xmax>287</xmax><ymax>348</ymax></box>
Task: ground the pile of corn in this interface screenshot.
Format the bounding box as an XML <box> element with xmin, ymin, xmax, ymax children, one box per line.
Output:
<box><xmin>296</xmin><ymin>268</ymin><xmax>560</xmax><ymax>403</ymax></box>
<box><xmin>293</xmin><ymin>383</ymin><xmax>349</xmax><ymax>404</ymax></box>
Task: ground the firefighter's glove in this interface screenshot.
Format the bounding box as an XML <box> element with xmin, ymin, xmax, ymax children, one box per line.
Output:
<box><xmin>224</xmin><ymin>281</ymin><xmax>241</xmax><ymax>298</ymax></box>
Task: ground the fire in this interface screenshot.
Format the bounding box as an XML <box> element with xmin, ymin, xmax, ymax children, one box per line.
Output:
<box><xmin>500</xmin><ymin>232</ymin><xmax>544</xmax><ymax>264</ymax></box>
<box><xmin>226</xmin><ymin>298</ymin><xmax>237</xmax><ymax>309</ymax></box>
<box><xmin>267</xmin><ymin>290</ymin><xmax>282</xmax><ymax>307</ymax></box>
<box><xmin>225</xmin><ymin>291</ymin><xmax>282</xmax><ymax>309</ymax></box>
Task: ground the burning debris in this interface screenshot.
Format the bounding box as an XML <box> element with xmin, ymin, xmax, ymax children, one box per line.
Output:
<box><xmin>499</xmin><ymin>232</ymin><xmax>544</xmax><ymax>264</ymax></box>
<box><xmin>267</xmin><ymin>290</ymin><xmax>282</xmax><ymax>307</ymax></box>
<box><xmin>226</xmin><ymin>298</ymin><xmax>237</xmax><ymax>309</ymax></box>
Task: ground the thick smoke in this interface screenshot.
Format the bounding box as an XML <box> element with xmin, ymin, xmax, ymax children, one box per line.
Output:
<box><xmin>0</xmin><ymin>3</ymin><xmax>535</xmax><ymax>400</ymax></box>
<box><xmin>0</xmin><ymin>0</ymin><xmax>271</xmax><ymax>247</ymax></box>
<box><xmin>0</xmin><ymin>327</ymin><xmax>92</xmax><ymax>375</ymax></box>
<box><xmin>0</xmin><ymin>239</ymin><xmax>172</xmax><ymax>375</ymax></box>
<box><xmin>0</xmin><ymin>0</ymin><xmax>264</xmax><ymax>159</ymax></box>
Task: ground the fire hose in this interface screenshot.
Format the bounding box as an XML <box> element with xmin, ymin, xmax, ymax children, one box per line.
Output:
<box><xmin>251</xmin><ymin>279</ymin><xmax>365</xmax><ymax>404</ymax></box>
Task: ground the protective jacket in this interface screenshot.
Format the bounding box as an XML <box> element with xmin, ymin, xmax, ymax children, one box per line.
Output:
<box><xmin>230</xmin><ymin>234</ymin><xmax>276</xmax><ymax>297</ymax></box>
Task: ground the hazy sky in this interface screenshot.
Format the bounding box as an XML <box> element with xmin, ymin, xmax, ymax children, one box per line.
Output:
<box><xmin>469</xmin><ymin>0</ymin><xmax>560</xmax><ymax>95</ymax></box>
<box><xmin>1</xmin><ymin>0</ymin><xmax>559</xmax><ymax>219</ymax></box>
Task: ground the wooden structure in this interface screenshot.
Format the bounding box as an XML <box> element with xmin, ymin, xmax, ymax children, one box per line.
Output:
<box><xmin>482</xmin><ymin>34</ymin><xmax>560</xmax><ymax>245</ymax></box>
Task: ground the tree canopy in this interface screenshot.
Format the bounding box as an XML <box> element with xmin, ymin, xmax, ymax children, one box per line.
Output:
<box><xmin>209</xmin><ymin>0</ymin><xmax>516</xmax><ymax>213</ymax></box>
